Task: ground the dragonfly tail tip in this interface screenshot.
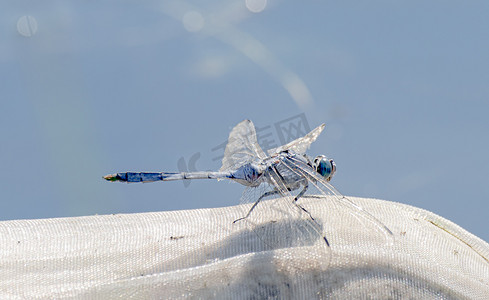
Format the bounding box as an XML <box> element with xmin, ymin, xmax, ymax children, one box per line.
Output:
<box><xmin>103</xmin><ymin>174</ymin><xmax>120</xmax><ymax>182</ymax></box>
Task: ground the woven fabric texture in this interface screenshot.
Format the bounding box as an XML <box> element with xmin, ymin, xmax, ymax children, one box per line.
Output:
<box><xmin>1</xmin><ymin>197</ymin><xmax>488</xmax><ymax>299</ymax></box>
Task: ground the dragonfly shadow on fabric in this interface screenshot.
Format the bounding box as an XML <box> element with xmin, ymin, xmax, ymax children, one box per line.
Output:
<box><xmin>147</xmin><ymin>215</ymin><xmax>326</xmax><ymax>276</ymax></box>
<box><xmin>235</xmin><ymin>213</ymin><xmax>324</xmax><ymax>252</ymax></box>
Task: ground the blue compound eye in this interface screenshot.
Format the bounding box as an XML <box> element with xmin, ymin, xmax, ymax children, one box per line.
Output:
<box><xmin>314</xmin><ymin>156</ymin><xmax>336</xmax><ymax>182</ymax></box>
<box><xmin>318</xmin><ymin>160</ymin><xmax>331</xmax><ymax>177</ymax></box>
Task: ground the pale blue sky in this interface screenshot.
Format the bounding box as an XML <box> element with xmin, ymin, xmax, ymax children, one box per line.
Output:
<box><xmin>1</xmin><ymin>1</ymin><xmax>488</xmax><ymax>242</ymax></box>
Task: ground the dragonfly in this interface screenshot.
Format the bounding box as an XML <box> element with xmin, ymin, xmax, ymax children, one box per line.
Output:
<box><xmin>104</xmin><ymin>120</ymin><xmax>393</xmax><ymax>251</ymax></box>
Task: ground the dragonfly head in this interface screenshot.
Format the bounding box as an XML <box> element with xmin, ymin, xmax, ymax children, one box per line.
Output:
<box><xmin>313</xmin><ymin>155</ymin><xmax>336</xmax><ymax>182</ymax></box>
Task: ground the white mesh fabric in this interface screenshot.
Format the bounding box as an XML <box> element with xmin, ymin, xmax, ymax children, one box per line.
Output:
<box><xmin>0</xmin><ymin>197</ymin><xmax>488</xmax><ymax>299</ymax></box>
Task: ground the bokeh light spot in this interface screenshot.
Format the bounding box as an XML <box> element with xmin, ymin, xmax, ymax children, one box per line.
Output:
<box><xmin>17</xmin><ymin>15</ymin><xmax>38</xmax><ymax>37</ymax></box>
<box><xmin>245</xmin><ymin>0</ymin><xmax>267</xmax><ymax>13</ymax></box>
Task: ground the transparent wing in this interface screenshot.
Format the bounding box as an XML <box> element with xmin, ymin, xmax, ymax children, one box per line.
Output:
<box><xmin>234</xmin><ymin>169</ymin><xmax>331</xmax><ymax>270</ymax></box>
<box><xmin>282</xmin><ymin>155</ymin><xmax>394</xmax><ymax>245</ymax></box>
<box><xmin>220</xmin><ymin>120</ymin><xmax>267</xmax><ymax>172</ymax></box>
<box><xmin>267</xmin><ymin>123</ymin><xmax>325</xmax><ymax>156</ymax></box>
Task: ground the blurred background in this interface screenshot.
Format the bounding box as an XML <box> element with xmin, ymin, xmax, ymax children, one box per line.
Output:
<box><xmin>2</xmin><ymin>1</ymin><xmax>488</xmax><ymax>242</ymax></box>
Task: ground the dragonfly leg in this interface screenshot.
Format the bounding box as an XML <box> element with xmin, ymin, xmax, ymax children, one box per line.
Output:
<box><xmin>233</xmin><ymin>189</ymin><xmax>280</xmax><ymax>223</ymax></box>
<box><xmin>294</xmin><ymin>180</ymin><xmax>308</xmax><ymax>201</ymax></box>
<box><xmin>293</xmin><ymin>182</ymin><xmax>316</xmax><ymax>220</ymax></box>
<box><xmin>293</xmin><ymin>181</ymin><xmax>331</xmax><ymax>246</ymax></box>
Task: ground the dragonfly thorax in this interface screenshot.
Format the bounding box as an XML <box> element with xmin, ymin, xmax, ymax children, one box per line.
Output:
<box><xmin>313</xmin><ymin>155</ymin><xmax>336</xmax><ymax>182</ymax></box>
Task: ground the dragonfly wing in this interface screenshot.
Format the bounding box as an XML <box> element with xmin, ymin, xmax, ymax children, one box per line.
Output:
<box><xmin>220</xmin><ymin>120</ymin><xmax>267</xmax><ymax>172</ymax></box>
<box><xmin>281</xmin><ymin>155</ymin><xmax>394</xmax><ymax>244</ymax></box>
<box><xmin>235</xmin><ymin>172</ymin><xmax>331</xmax><ymax>269</ymax></box>
<box><xmin>267</xmin><ymin>123</ymin><xmax>325</xmax><ymax>156</ymax></box>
